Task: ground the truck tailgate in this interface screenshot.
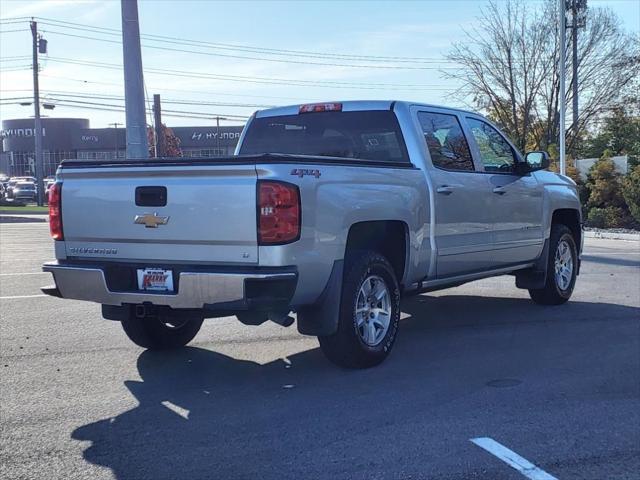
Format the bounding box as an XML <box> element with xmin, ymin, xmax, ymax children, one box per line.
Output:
<box><xmin>60</xmin><ymin>163</ymin><xmax>258</xmax><ymax>264</ymax></box>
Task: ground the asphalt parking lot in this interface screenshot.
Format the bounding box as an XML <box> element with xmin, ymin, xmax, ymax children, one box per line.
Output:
<box><xmin>1</xmin><ymin>222</ymin><xmax>639</xmax><ymax>480</ymax></box>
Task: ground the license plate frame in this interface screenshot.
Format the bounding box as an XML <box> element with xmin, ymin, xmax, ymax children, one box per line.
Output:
<box><xmin>136</xmin><ymin>268</ymin><xmax>174</xmax><ymax>292</ymax></box>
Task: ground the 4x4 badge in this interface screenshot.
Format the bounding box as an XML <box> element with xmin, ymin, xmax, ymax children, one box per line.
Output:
<box><xmin>291</xmin><ymin>168</ymin><xmax>321</xmax><ymax>178</ymax></box>
<box><xmin>134</xmin><ymin>213</ymin><xmax>170</xmax><ymax>228</ymax></box>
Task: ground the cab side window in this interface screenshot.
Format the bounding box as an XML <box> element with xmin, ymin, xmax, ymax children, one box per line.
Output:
<box><xmin>418</xmin><ymin>112</ymin><xmax>474</xmax><ymax>172</ymax></box>
<box><xmin>466</xmin><ymin>118</ymin><xmax>517</xmax><ymax>173</ymax></box>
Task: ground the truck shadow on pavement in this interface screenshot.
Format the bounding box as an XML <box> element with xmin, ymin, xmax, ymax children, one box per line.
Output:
<box><xmin>71</xmin><ymin>295</ymin><xmax>640</xmax><ymax>480</ymax></box>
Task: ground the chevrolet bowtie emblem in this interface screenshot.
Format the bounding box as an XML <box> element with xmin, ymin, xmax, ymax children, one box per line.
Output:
<box><xmin>134</xmin><ymin>213</ymin><xmax>170</xmax><ymax>228</ymax></box>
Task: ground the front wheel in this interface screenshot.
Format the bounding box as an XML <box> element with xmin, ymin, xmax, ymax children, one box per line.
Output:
<box><xmin>529</xmin><ymin>224</ymin><xmax>578</xmax><ymax>305</ymax></box>
<box><xmin>121</xmin><ymin>310</ymin><xmax>204</xmax><ymax>350</ymax></box>
<box><xmin>319</xmin><ymin>250</ymin><xmax>401</xmax><ymax>369</ymax></box>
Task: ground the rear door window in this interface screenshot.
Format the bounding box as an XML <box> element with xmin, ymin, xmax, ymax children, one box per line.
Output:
<box><xmin>239</xmin><ymin>110</ymin><xmax>409</xmax><ymax>163</ymax></box>
<box><xmin>417</xmin><ymin>112</ymin><xmax>474</xmax><ymax>171</ymax></box>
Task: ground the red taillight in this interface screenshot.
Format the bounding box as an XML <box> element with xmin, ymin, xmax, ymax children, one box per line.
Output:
<box><xmin>299</xmin><ymin>102</ymin><xmax>342</xmax><ymax>114</ymax></box>
<box><xmin>258</xmin><ymin>181</ymin><xmax>300</xmax><ymax>245</ymax></box>
<box><xmin>48</xmin><ymin>182</ymin><xmax>63</xmax><ymax>240</ymax></box>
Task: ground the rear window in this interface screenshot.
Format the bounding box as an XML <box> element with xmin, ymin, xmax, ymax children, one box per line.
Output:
<box><xmin>239</xmin><ymin>110</ymin><xmax>409</xmax><ymax>163</ymax></box>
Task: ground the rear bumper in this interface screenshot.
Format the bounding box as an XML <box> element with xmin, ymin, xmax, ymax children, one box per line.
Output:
<box><xmin>42</xmin><ymin>261</ymin><xmax>297</xmax><ymax>310</ymax></box>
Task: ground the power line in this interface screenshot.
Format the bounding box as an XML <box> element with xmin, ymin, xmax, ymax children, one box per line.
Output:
<box><xmin>0</xmin><ymin>19</ymin><xmax>31</xmax><ymax>26</ymax></box>
<box><xmin>28</xmin><ymin>17</ymin><xmax>627</xmax><ymax>72</ymax></box>
<box><xmin>0</xmin><ymin>55</ymin><xmax>31</xmax><ymax>61</ymax></box>
<box><xmin>39</xmin><ymin>27</ymin><xmax>459</xmax><ymax>71</ymax></box>
<box><xmin>0</xmin><ymin>66</ymin><xmax>31</xmax><ymax>72</ymax></box>
<box><xmin>34</xmin><ymin>17</ymin><xmax>455</xmax><ymax>64</ymax></box>
<box><xmin>2</xmin><ymin>95</ymin><xmax>251</xmax><ymax>118</ymax></box>
<box><xmin>45</xmin><ymin>56</ymin><xmax>442</xmax><ymax>90</ymax></box>
<box><xmin>34</xmin><ymin>90</ymin><xmax>275</xmax><ymax>108</ymax></box>
<box><xmin>34</xmin><ymin>17</ymin><xmax>631</xmax><ymax>66</ymax></box>
<box><xmin>36</xmin><ymin>75</ymin><xmax>327</xmax><ymax>100</ymax></box>
<box><xmin>37</xmin><ymin>74</ymin><xmax>451</xmax><ymax>94</ymax></box>
<box><xmin>0</xmin><ymin>98</ymin><xmax>249</xmax><ymax>121</ymax></box>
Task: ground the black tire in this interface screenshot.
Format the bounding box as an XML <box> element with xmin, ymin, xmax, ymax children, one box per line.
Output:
<box><xmin>529</xmin><ymin>224</ymin><xmax>578</xmax><ymax>305</ymax></box>
<box><xmin>121</xmin><ymin>310</ymin><xmax>204</xmax><ymax>350</ymax></box>
<box><xmin>319</xmin><ymin>250</ymin><xmax>401</xmax><ymax>369</ymax></box>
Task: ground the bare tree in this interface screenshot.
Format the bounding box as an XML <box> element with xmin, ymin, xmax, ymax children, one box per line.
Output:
<box><xmin>446</xmin><ymin>0</ymin><xmax>639</xmax><ymax>155</ymax></box>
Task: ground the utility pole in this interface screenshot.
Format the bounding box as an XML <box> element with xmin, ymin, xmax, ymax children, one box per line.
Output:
<box><xmin>568</xmin><ymin>0</ymin><xmax>587</xmax><ymax>139</ymax></box>
<box><xmin>30</xmin><ymin>20</ymin><xmax>44</xmax><ymax>206</ymax></box>
<box><xmin>153</xmin><ymin>94</ymin><xmax>165</xmax><ymax>157</ymax></box>
<box><xmin>216</xmin><ymin>116</ymin><xmax>221</xmax><ymax>154</ymax></box>
<box><xmin>559</xmin><ymin>0</ymin><xmax>567</xmax><ymax>176</ymax></box>
<box><xmin>121</xmin><ymin>0</ymin><xmax>149</xmax><ymax>159</ymax></box>
<box><xmin>214</xmin><ymin>116</ymin><xmax>228</xmax><ymax>156</ymax></box>
<box><xmin>109</xmin><ymin>122</ymin><xmax>122</xmax><ymax>159</ymax></box>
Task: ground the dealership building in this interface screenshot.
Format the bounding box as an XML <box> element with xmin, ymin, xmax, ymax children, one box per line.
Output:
<box><xmin>0</xmin><ymin>117</ymin><xmax>245</xmax><ymax>177</ymax></box>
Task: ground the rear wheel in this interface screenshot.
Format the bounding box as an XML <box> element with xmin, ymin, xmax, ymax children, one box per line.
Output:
<box><xmin>529</xmin><ymin>224</ymin><xmax>578</xmax><ymax>305</ymax></box>
<box><xmin>319</xmin><ymin>250</ymin><xmax>401</xmax><ymax>369</ymax></box>
<box><xmin>121</xmin><ymin>310</ymin><xmax>204</xmax><ymax>349</ymax></box>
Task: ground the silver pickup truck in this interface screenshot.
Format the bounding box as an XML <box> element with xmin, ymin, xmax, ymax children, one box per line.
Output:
<box><xmin>43</xmin><ymin>101</ymin><xmax>582</xmax><ymax>368</ymax></box>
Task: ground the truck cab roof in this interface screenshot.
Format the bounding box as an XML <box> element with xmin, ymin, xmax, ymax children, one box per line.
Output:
<box><xmin>255</xmin><ymin>100</ymin><xmax>477</xmax><ymax>118</ymax></box>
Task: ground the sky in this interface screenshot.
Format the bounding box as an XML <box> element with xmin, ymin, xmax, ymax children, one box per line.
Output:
<box><xmin>1</xmin><ymin>0</ymin><xmax>638</xmax><ymax>129</ymax></box>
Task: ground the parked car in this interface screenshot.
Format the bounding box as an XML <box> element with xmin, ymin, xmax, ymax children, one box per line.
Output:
<box><xmin>13</xmin><ymin>176</ymin><xmax>37</xmax><ymax>183</ymax></box>
<box><xmin>6</xmin><ymin>177</ymin><xmax>36</xmax><ymax>198</ymax></box>
<box><xmin>12</xmin><ymin>182</ymin><xmax>37</xmax><ymax>202</ymax></box>
<box><xmin>45</xmin><ymin>180</ymin><xmax>56</xmax><ymax>199</ymax></box>
<box><xmin>5</xmin><ymin>180</ymin><xmax>18</xmax><ymax>199</ymax></box>
<box><xmin>42</xmin><ymin>101</ymin><xmax>582</xmax><ymax>368</ymax></box>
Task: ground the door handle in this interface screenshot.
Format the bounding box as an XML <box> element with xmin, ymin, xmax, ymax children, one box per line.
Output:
<box><xmin>436</xmin><ymin>185</ymin><xmax>454</xmax><ymax>195</ymax></box>
<box><xmin>492</xmin><ymin>187</ymin><xmax>507</xmax><ymax>195</ymax></box>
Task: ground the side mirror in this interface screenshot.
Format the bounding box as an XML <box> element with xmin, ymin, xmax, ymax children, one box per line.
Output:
<box><xmin>519</xmin><ymin>151</ymin><xmax>550</xmax><ymax>174</ymax></box>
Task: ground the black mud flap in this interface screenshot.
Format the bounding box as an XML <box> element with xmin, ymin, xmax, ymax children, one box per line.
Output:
<box><xmin>516</xmin><ymin>239</ymin><xmax>550</xmax><ymax>290</ymax></box>
<box><xmin>296</xmin><ymin>260</ymin><xmax>343</xmax><ymax>336</ymax></box>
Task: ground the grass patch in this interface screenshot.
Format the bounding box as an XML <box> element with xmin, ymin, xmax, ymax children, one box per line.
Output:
<box><xmin>0</xmin><ymin>206</ymin><xmax>49</xmax><ymax>213</ymax></box>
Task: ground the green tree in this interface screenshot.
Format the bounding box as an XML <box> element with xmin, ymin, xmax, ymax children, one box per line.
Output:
<box><xmin>582</xmin><ymin>100</ymin><xmax>640</xmax><ymax>159</ymax></box>
<box><xmin>584</xmin><ymin>152</ymin><xmax>634</xmax><ymax>228</ymax></box>
<box><xmin>622</xmin><ymin>165</ymin><xmax>640</xmax><ymax>224</ymax></box>
<box><xmin>586</xmin><ymin>153</ymin><xmax>625</xmax><ymax>209</ymax></box>
<box><xmin>446</xmin><ymin>0</ymin><xmax>640</xmax><ymax>154</ymax></box>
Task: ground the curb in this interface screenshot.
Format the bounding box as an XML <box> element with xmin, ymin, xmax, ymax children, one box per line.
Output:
<box><xmin>584</xmin><ymin>230</ymin><xmax>640</xmax><ymax>241</ymax></box>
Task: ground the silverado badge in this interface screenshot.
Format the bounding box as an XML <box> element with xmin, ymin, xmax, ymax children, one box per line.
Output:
<box><xmin>134</xmin><ymin>213</ymin><xmax>170</xmax><ymax>228</ymax></box>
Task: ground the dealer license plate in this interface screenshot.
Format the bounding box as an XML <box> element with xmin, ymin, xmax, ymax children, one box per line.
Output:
<box><xmin>137</xmin><ymin>268</ymin><xmax>174</xmax><ymax>292</ymax></box>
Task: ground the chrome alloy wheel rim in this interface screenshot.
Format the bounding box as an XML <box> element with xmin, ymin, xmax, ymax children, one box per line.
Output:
<box><xmin>554</xmin><ymin>239</ymin><xmax>574</xmax><ymax>291</ymax></box>
<box><xmin>355</xmin><ymin>275</ymin><xmax>392</xmax><ymax>346</ymax></box>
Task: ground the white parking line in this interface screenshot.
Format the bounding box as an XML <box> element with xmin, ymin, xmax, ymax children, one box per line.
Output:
<box><xmin>161</xmin><ymin>400</ymin><xmax>190</xmax><ymax>420</ymax></box>
<box><xmin>0</xmin><ymin>294</ymin><xmax>48</xmax><ymax>300</ymax></box>
<box><xmin>471</xmin><ymin>437</ymin><xmax>558</xmax><ymax>480</ymax></box>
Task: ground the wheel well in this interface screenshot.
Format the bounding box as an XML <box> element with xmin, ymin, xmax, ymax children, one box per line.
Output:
<box><xmin>552</xmin><ymin>209</ymin><xmax>581</xmax><ymax>246</ymax></box>
<box><xmin>345</xmin><ymin>221</ymin><xmax>408</xmax><ymax>284</ymax></box>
